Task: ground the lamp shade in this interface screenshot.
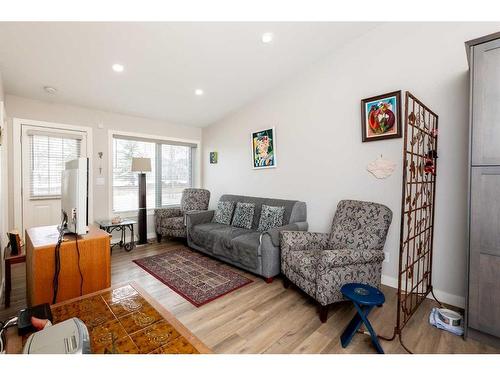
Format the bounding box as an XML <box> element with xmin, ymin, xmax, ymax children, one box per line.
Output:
<box><xmin>131</xmin><ymin>157</ymin><xmax>151</xmax><ymax>172</ymax></box>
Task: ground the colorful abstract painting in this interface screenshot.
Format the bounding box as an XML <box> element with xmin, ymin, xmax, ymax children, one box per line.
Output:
<box><xmin>361</xmin><ymin>91</ymin><xmax>402</xmax><ymax>142</ymax></box>
<box><xmin>209</xmin><ymin>151</ymin><xmax>218</xmax><ymax>164</ymax></box>
<box><xmin>251</xmin><ymin>127</ymin><xmax>276</xmax><ymax>169</ymax></box>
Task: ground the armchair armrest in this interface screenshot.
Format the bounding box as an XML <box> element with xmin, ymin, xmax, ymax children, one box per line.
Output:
<box><xmin>154</xmin><ymin>207</ymin><xmax>182</xmax><ymax>219</ymax></box>
<box><xmin>280</xmin><ymin>231</ymin><xmax>330</xmax><ymax>252</ymax></box>
<box><xmin>262</xmin><ymin>221</ymin><xmax>308</xmax><ymax>247</ymax></box>
<box><xmin>185</xmin><ymin>210</ymin><xmax>215</xmax><ymax>227</ymax></box>
<box><xmin>318</xmin><ymin>249</ymin><xmax>385</xmax><ymax>268</ymax></box>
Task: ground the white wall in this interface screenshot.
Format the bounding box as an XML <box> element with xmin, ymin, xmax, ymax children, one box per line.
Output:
<box><xmin>202</xmin><ymin>22</ymin><xmax>500</xmax><ymax>307</ymax></box>
<box><xmin>5</xmin><ymin>95</ymin><xmax>202</xmax><ymax>239</ymax></box>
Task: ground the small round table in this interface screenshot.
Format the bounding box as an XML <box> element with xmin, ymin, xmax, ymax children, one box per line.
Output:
<box><xmin>340</xmin><ymin>283</ymin><xmax>385</xmax><ymax>354</ymax></box>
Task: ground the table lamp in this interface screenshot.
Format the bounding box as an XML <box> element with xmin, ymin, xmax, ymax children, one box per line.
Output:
<box><xmin>131</xmin><ymin>157</ymin><xmax>151</xmax><ymax>245</ymax></box>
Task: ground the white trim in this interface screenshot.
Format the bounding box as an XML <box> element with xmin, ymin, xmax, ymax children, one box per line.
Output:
<box><xmin>107</xmin><ymin>129</ymin><xmax>201</xmax><ymax>219</ymax></box>
<box><xmin>381</xmin><ymin>274</ymin><xmax>465</xmax><ymax>309</ymax></box>
<box><xmin>13</xmin><ymin>118</ymin><xmax>94</xmax><ymax>235</ymax></box>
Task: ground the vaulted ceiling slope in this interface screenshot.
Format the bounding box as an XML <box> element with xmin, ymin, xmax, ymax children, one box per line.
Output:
<box><xmin>0</xmin><ymin>22</ymin><xmax>381</xmax><ymax>127</ymax></box>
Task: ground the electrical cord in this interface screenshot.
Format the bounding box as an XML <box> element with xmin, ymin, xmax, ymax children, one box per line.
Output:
<box><xmin>74</xmin><ymin>233</ymin><xmax>84</xmax><ymax>296</ymax></box>
<box><xmin>52</xmin><ymin>216</ymin><xmax>67</xmax><ymax>304</ymax></box>
<box><xmin>0</xmin><ymin>316</ymin><xmax>18</xmax><ymax>354</ymax></box>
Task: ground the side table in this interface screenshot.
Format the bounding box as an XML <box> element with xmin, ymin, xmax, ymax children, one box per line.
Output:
<box><xmin>340</xmin><ymin>283</ymin><xmax>385</xmax><ymax>354</ymax></box>
<box><xmin>4</xmin><ymin>245</ymin><xmax>26</xmax><ymax>308</ymax></box>
<box><xmin>96</xmin><ymin>219</ymin><xmax>136</xmax><ymax>252</ymax></box>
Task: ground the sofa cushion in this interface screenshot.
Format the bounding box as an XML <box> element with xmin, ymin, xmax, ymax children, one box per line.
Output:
<box><xmin>189</xmin><ymin>222</ymin><xmax>228</xmax><ymax>252</ymax></box>
<box><xmin>257</xmin><ymin>204</ymin><xmax>285</xmax><ymax>232</ymax></box>
<box><xmin>213</xmin><ymin>201</ymin><xmax>235</xmax><ymax>225</ymax></box>
<box><xmin>210</xmin><ymin>226</ymin><xmax>254</xmax><ymax>264</ymax></box>
<box><xmin>231</xmin><ymin>232</ymin><xmax>262</xmax><ymax>268</ymax></box>
<box><xmin>231</xmin><ymin>202</ymin><xmax>255</xmax><ymax>229</ymax></box>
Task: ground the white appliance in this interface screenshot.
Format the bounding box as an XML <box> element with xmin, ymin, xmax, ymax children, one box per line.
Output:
<box><xmin>61</xmin><ymin>157</ymin><xmax>88</xmax><ymax>235</ymax></box>
<box><xmin>23</xmin><ymin>318</ymin><xmax>90</xmax><ymax>354</ymax></box>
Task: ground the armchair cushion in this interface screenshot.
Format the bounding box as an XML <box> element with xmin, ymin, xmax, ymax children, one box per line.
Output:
<box><xmin>318</xmin><ymin>249</ymin><xmax>385</xmax><ymax>268</ymax></box>
<box><xmin>181</xmin><ymin>188</ymin><xmax>211</xmax><ymax>211</ymax></box>
<box><xmin>329</xmin><ymin>200</ymin><xmax>392</xmax><ymax>251</ymax></box>
<box><xmin>280</xmin><ymin>231</ymin><xmax>330</xmax><ymax>252</ymax></box>
<box><xmin>163</xmin><ymin>216</ymin><xmax>185</xmax><ymax>230</ymax></box>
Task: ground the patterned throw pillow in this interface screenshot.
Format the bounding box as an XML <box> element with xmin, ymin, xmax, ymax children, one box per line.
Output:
<box><xmin>258</xmin><ymin>204</ymin><xmax>285</xmax><ymax>231</ymax></box>
<box><xmin>231</xmin><ymin>202</ymin><xmax>255</xmax><ymax>229</ymax></box>
<box><xmin>213</xmin><ymin>201</ymin><xmax>235</xmax><ymax>225</ymax></box>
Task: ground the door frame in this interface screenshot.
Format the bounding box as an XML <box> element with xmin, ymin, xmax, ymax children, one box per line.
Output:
<box><xmin>13</xmin><ymin>118</ymin><xmax>93</xmax><ymax>235</ymax></box>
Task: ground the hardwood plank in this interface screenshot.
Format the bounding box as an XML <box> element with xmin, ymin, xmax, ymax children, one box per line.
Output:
<box><xmin>2</xmin><ymin>240</ymin><xmax>498</xmax><ymax>354</ymax></box>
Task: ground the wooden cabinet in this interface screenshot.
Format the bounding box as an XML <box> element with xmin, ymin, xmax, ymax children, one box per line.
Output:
<box><xmin>467</xmin><ymin>33</ymin><xmax>500</xmax><ymax>345</ymax></box>
<box><xmin>25</xmin><ymin>225</ymin><xmax>111</xmax><ymax>306</ymax></box>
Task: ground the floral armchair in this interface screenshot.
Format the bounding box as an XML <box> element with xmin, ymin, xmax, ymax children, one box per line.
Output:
<box><xmin>154</xmin><ymin>188</ymin><xmax>210</xmax><ymax>241</ymax></box>
<box><xmin>280</xmin><ymin>199</ymin><xmax>392</xmax><ymax>322</ymax></box>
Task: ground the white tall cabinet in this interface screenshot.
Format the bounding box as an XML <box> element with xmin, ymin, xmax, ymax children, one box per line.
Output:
<box><xmin>466</xmin><ymin>32</ymin><xmax>500</xmax><ymax>347</ymax></box>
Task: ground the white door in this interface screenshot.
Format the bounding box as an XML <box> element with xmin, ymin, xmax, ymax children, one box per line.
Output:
<box><xmin>21</xmin><ymin>125</ymin><xmax>88</xmax><ymax>231</ymax></box>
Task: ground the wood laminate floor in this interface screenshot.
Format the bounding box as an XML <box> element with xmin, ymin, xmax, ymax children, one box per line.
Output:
<box><xmin>2</xmin><ymin>240</ymin><xmax>498</xmax><ymax>354</ymax></box>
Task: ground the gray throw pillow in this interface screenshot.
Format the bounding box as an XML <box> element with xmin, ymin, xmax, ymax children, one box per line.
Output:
<box><xmin>258</xmin><ymin>204</ymin><xmax>285</xmax><ymax>231</ymax></box>
<box><xmin>231</xmin><ymin>202</ymin><xmax>255</xmax><ymax>229</ymax></box>
<box><xmin>213</xmin><ymin>201</ymin><xmax>235</xmax><ymax>225</ymax></box>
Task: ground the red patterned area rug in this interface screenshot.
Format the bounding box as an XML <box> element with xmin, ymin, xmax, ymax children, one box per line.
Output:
<box><xmin>133</xmin><ymin>248</ymin><xmax>253</xmax><ymax>307</ymax></box>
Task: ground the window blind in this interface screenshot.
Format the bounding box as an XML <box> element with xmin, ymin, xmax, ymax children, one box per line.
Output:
<box><xmin>112</xmin><ymin>134</ymin><xmax>194</xmax><ymax>212</ymax></box>
<box><xmin>29</xmin><ymin>133</ymin><xmax>82</xmax><ymax>198</ymax></box>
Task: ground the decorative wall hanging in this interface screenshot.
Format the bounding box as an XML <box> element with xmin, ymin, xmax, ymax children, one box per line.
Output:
<box><xmin>251</xmin><ymin>127</ymin><xmax>276</xmax><ymax>169</ymax></box>
<box><xmin>209</xmin><ymin>151</ymin><xmax>218</xmax><ymax>164</ymax></box>
<box><xmin>361</xmin><ymin>91</ymin><xmax>402</xmax><ymax>142</ymax></box>
<box><xmin>366</xmin><ymin>155</ymin><xmax>397</xmax><ymax>179</ymax></box>
<box><xmin>379</xmin><ymin>91</ymin><xmax>440</xmax><ymax>353</ymax></box>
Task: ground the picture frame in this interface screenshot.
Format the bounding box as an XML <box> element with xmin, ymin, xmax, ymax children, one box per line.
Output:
<box><xmin>251</xmin><ymin>127</ymin><xmax>276</xmax><ymax>169</ymax></box>
<box><xmin>361</xmin><ymin>91</ymin><xmax>402</xmax><ymax>142</ymax></box>
<box><xmin>209</xmin><ymin>151</ymin><xmax>218</xmax><ymax>164</ymax></box>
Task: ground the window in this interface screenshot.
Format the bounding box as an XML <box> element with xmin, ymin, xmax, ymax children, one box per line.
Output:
<box><xmin>112</xmin><ymin>134</ymin><xmax>195</xmax><ymax>213</ymax></box>
<box><xmin>29</xmin><ymin>132</ymin><xmax>82</xmax><ymax>198</ymax></box>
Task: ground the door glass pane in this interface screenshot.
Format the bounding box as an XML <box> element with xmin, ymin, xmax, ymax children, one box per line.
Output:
<box><xmin>29</xmin><ymin>135</ymin><xmax>81</xmax><ymax>198</ymax></box>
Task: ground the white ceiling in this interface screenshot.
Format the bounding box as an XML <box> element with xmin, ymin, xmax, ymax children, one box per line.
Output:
<box><xmin>0</xmin><ymin>22</ymin><xmax>381</xmax><ymax>127</ymax></box>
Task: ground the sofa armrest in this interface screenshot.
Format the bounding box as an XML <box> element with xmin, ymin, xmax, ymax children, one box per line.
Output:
<box><xmin>262</xmin><ymin>221</ymin><xmax>309</xmax><ymax>247</ymax></box>
<box><xmin>185</xmin><ymin>210</ymin><xmax>215</xmax><ymax>227</ymax></box>
<box><xmin>318</xmin><ymin>249</ymin><xmax>385</xmax><ymax>268</ymax></box>
<box><xmin>280</xmin><ymin>231</ymin><xmax>330</xmax><ymax>253</ymax></box>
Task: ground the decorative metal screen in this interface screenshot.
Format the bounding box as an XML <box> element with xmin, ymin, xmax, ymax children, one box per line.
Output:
<box><xmin>376</xmin><ymin>92</ymin><xmax>440</xmax><ymax>353</ymax></box>
<box><xmin>397</xmin><ymin>92</ymin><xmax>439</xmax><ymax>340</ymax></box>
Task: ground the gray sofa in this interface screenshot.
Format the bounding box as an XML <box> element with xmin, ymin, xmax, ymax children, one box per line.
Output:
<box><xmin>186</xmin><ymin>194</ymin><xmax>308</xmax><ymax>282</ymax></box>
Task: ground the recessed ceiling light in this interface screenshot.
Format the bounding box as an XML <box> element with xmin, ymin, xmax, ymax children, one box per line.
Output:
<box><xmin>112</xmin><ymin>63</ymin><xmax>124</xmax><ymax>73</ymax></box>
<box><xmin>43</xmin><ymin>86</ymin><xmax>57</xmax><ymax>95</ymax></box>
<box><xmin>195</xmin><ymin>89</ymin><xmax>204</xmax><ymax>96</ymax></box>
<box><xmin>261</xmin><ymin>32</ymin><xmax>274</xmax><ymax>44</ymax></box>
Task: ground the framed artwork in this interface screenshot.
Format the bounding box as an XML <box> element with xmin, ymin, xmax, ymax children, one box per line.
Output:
<box><xmin>209</xmin><ymin>151</ymin><xmax>218</xmax><ymax>164</ymax></box>
<box><xmin>361</xmin><ymin>91</ymin><xmax>402</xmax><ymax>142</ymax></box>
<box><xmin>251</xmin><ymin>127</ymin><xmax>276</xmax><ymax>169</ymax></box>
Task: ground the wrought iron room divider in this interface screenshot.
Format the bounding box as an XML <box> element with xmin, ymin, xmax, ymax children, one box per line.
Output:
<box><xmin>381</xmin><ymin>91</ymin><xmax>440</xmax><ymax>353</ymax></box>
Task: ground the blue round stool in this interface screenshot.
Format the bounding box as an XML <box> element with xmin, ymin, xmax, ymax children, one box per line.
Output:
<box><xmin>340</xmin><ymin>283</ymin><xmax>385</xmax><ymax>354</ymax></box>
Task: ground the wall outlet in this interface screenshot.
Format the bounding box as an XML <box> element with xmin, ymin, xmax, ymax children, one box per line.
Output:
<box><xmin>384</xmin><ymin>252</ymin><xmax>390</xmax><ymax>263</ymax></box>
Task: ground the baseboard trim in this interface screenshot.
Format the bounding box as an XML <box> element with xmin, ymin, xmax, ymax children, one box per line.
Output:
<box><xmin>381</xmin><ymin>274</ymin><xmax>465</xmax><ymax>309</ymax></box>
